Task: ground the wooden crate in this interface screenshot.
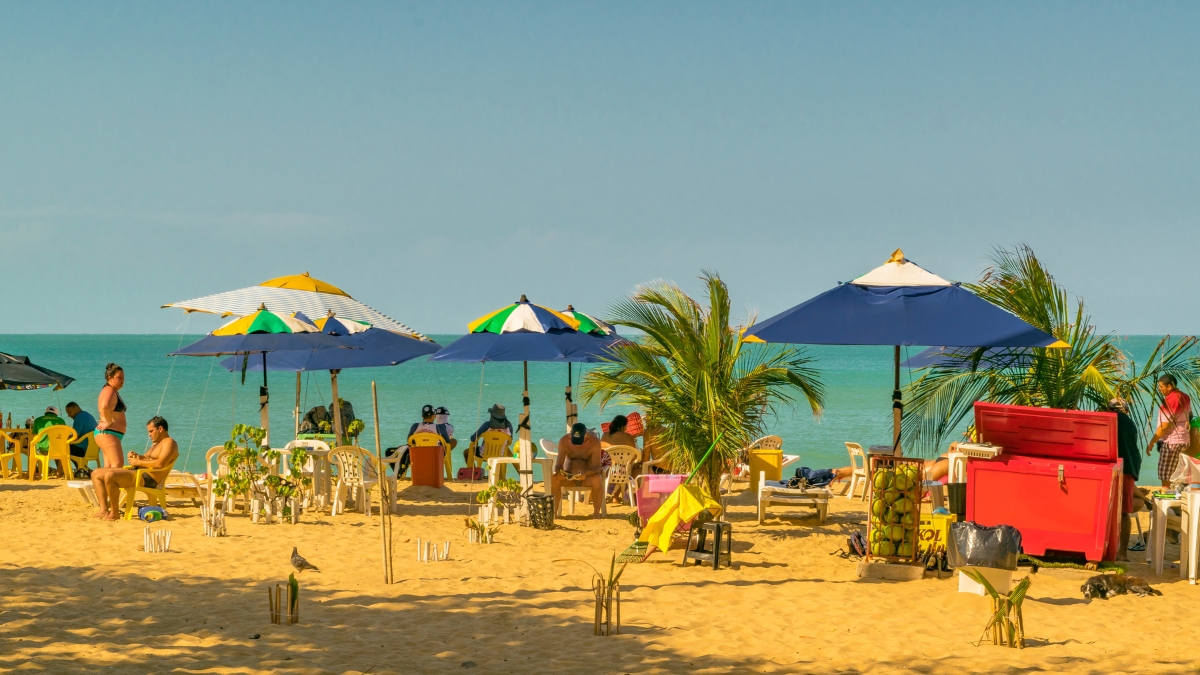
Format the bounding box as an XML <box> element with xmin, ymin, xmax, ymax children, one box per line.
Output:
<box><xmin>865</xmin><ymin>456</ymin><xmax>924</xmax><ymax>564</ymax></box>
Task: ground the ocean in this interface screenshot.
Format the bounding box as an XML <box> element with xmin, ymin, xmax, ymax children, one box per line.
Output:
<box><xmin>0</xmin><ymin>334</ymin><xmax>1175</xmax><ymax>474</ymax></box>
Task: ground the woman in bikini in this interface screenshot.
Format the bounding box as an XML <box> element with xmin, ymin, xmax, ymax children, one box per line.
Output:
<box><xmin>95</xmin><ymin>363</ymin><xmax>127</xmax><ymax>470</ymax></box>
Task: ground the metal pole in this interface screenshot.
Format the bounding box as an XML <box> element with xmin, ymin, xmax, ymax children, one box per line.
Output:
<box><xmin>892</xmin><ymin>345</ymin><xmax>902</xmax><ymax>456</ymax></box>
<box><xmin>259</xmin><ymin>353</ymin><xmax>270</xmax><ymax>446</ymax></box>
<box><xmin>294</xmin><ymin>371</ymin><xmax>302</xmax><ymax>437</ymax></box>
<box><xmin>518</xmin><ymin>361</ymin><xmax>533</xmax><ymax>493</ymax></box>
<box><xmin>330</xmin><ymin>369</ymin><xmax>343</xmax><ymax>445</ymax></box>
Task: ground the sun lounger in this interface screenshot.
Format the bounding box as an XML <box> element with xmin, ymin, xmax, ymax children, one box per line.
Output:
<box><xmin>757</xmin><ymin>471</ymin><xmax>832</xmax><ymax>524</ymax></box>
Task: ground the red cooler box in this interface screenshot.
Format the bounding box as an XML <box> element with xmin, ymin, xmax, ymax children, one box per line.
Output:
<box><xmin>967</xmin><ymin>402</ymin><xmax>1123</xmax><ymax>563</ymax></box>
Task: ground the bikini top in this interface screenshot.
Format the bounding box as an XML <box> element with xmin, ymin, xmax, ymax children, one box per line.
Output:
<box><xmin>104</xmin><ymin>385</ymin><xmax>127</xmax><ymax>413</ymax></box>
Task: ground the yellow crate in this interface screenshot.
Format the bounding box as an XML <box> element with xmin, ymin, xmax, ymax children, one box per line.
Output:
<box><xmin>918</xmin><ymin>513</ymin><xmax>957</xmax><ymax>553</ymax></box>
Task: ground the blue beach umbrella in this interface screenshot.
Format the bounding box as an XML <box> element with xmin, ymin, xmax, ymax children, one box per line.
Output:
<box><xmin>430</xmin><ymin>296</ymin><xmax>626</xmax><ymax>490</ymax></box>
<box><xmin>744</xmin><ymin>249</ymin><xmax>1066</xmax><ymax>452</ymax></box>
<box><xmin>171</xmin><ymin>307</ymin><xmax>353</xmax><ymax>444</ymax></box>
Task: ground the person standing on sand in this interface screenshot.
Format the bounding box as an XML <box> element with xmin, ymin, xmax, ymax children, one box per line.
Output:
<box><xmin>95</xmin><ymin>363</ymin><xmax>127</xmax><ymax>470</ymax></box>
<box><xmin>1146</xmin><ymin>374</ymin><xmax>1191</xmax><ymax>488</ymax></box>
<box><xmin>90</xmin><ymin>416</ymin><xmax>177</xmax><ymax>521</ymax></box>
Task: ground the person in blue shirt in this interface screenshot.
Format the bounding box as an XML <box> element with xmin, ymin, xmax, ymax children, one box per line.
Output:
<box><xmin>65</xmin><ymin>402</ymin><xmax>97</xmax><ymax>461</ymax></box>
<box><xmin>465</xmin><ymin>403</ymin><xmax>513</xmax><ymax>464</ymax></box>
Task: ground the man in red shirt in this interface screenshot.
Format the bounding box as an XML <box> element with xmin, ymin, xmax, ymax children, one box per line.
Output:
<box><xmin>1146</xmin><ymin>374</ymin><xmax>1192</xmax><ymax>488</ymax></box>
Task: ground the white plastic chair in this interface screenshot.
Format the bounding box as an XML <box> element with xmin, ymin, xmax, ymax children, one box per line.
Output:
<box><xmin>204</xmin><ymin>446</ymin><xmax>242</xmax><ymax>512</ymax></box>
<box><xmin>330</xmin><ymin>446</ymin><xmax>380</xmax><ymax>516</ymax></box>
<box><xmin>603</xmin><ymin>445</ymin><xmax>639</xmax><ymax>507</ymax></box>
<box><xmin>844</xmin><ymin>442</ymin><xmax>869</xmax><ymax>501</ymax></box>
<box><xmin>283</xmin><ymin>439</ymin><xmax>331</xmax><ymax>510</ymax></box>
<box><xmin>542</xmin><ymin>437</ymin><xmax>609</xmax><ymax>516</ymax></box>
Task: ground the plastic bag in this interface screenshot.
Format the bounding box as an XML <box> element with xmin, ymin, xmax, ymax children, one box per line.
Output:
<box><xmin>947</xmin><ymin>521</ymin><xmax>1021</xmax><ymax>571</ymax></box>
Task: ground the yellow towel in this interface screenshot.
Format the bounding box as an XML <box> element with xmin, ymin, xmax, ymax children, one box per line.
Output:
<box><xmin>638</xmin><ymin>484</ymin><xmax>722</xmax><ymax>553</ymax></box>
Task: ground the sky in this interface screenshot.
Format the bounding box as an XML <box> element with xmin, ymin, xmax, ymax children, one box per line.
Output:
<box><xmin>1</xmin><ymin>2</ymin><xmax>1196</xmax><ymax>335</ymax></box>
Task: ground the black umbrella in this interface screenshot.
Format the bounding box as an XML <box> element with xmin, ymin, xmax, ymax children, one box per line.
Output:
<box><xmin>0</xmin><ymin>353</ymin><xmax>74</xmax><ymax>390</ymax></box>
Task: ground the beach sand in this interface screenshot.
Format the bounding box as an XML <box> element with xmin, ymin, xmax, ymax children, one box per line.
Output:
<box><xmin>1</xmin><ymin>477</ymin><xmax>1197</xmax><ymax>674</ymax></box>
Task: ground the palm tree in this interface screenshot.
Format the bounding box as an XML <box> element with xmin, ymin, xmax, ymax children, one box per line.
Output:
<box><xmin>580</xmin><ymin>272</ymin><xmax>824</xmax><ymax>498</ymax></box>
<box><xmin>901</xmin><ymin>245</ymin><xmax>1200</xmax><ymax>455</ymax></box>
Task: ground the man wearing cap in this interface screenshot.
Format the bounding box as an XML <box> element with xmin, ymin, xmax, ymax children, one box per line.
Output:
<box><xmin>466</xmin><ymin>404</ymin><xmax>513</xmax><ymax>464</ymax></box>
<box><xmin>409</xmin><ymin>404</ymin><xmax>454</xmax><ymax>448</ymax></box>
<box><xmin>553</xmin><ymin>422</ymin><xmax>604</xmax><ymax>518</ymax></box>
<box><xmin>32</xmin><ymin>405</ymin><xmax>69</xmax><ymax>453</ymax></box>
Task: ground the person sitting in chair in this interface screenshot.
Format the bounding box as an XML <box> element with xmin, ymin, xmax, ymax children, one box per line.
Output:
<box><xmin>65</xmin><ymin>402</ymin><xmax>97</xmax><ymax>463</ymax></box>
<box><xmin>90</xmin><ymin>416</ymin><xmax>178</xmax><ymax>521</ymax></box>
<box><xmin>465</xmin><ymin>404</ymin><xmax>513</xmax><ymax>464</ymax></box>
<box><xmin>552</xmin><ymin>422</ymin><xmax>604</xmax><ymax>519</ymax></box>
<box><xmin>32</xmin><ymin>406</ymin><xmax>68</xmax><ymax>453</ymax></box>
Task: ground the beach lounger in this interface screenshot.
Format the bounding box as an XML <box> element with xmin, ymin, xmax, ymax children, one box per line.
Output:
<box><xmin>757</xmin><ymin>471</ymin><xmax>832</xmax><ymax>524</ymax></box>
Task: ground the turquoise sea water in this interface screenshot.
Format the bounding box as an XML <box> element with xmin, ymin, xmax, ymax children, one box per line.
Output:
<box><xmin>0</xmin><ymin>335</ymin><xmax>1176</xmax><ymax>474</ymax></box>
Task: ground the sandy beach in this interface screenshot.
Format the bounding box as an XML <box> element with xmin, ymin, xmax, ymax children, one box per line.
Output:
<box><xmin>2</xmin><ymin>477</ymin><xmax>1197</xmax><ymax>675</ymax></box>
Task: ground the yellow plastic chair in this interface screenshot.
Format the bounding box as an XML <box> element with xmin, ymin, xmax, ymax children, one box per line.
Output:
<box><xmin>478</xmin><ymin>430</ymin><xmax>515</xmax><ymax>481</ymax></box>
<box><xmin>71</xmin><ymin>431</ymin><xmax>101</xmax><ymax>472</ymax></box>
<box><xmin>0</xmin><ymin>430</ymin><xmax>25</xmax><ymax>479</ymax></box>
<box><xmin>28</xmin><ymin>426</ymin><xmax>79</xmax><ymax>480</ymax></box>
<box><xmin>407</xmin><ymin>431</ymin><xmax>450</xmax><ymax>480</ymax></box>
<box><xmin>121</xmin><ymin>458</ymin><xmax>178</xmax><ymax>520</ymax></box>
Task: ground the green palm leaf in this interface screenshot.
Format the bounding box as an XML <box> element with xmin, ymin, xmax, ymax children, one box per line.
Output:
<box><xmin>580</xmin><ymin>272</ymin><xmax>825</xmax><ymax>498</ymax></box>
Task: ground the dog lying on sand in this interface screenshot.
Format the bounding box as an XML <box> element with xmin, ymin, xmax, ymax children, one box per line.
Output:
<box><xmin>1081</xmin><ymin>574</ymin><xmax>1161</xmax><ymax>600</ymax></box>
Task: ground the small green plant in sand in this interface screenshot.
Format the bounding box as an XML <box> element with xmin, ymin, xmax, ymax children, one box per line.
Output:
<box><xmin>961</xmin><ymin>569</ymin><xmax>1031</xmax><ymax>649</ymax></box>
<box><xmin>464</xmin><ymin>516</ymin><xmax>499</xmax><ymax>544</ymax></box>
<box><xmin>214</xmin><ymin>424</ymin><xmax>311</xmax><ymax>517</ymax></box>
<box><xmin>555</xmin><ymin>552</ymin><xmax>628</xmax><ymax>636</ymax></box>
<box><xmin>475</xmin><ymin>478</ymin><xmax>523</xmax><ymax>511</ymax></box>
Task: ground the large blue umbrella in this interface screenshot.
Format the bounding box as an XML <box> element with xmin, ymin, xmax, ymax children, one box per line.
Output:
<box><xmin>213</xmin><ymin>314</ymin><xmax>441</xmax><ymax>439</ymax></box>
<box><xmin>429</xmin><ymin>296</ymin><xmax>627</xmax><ymax>490</ymax></box>
<box><xmin>900</xmin><ymin>346</ymin><xmax>1034</xmax><ymax>370</ymax></box>
<box><xmin>744</xmin><ymin>250</ymin><xmax>1065</xmax><ymax>451</ymax></box>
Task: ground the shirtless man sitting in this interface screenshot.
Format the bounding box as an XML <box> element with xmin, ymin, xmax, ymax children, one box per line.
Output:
<box><xmin>90</xmin><ymin>416</ymin><xmax>178</xmax><ymax>520</ymax></box>
<box><xmin>552</xmin><ymin>422</ymin><xmax>604</xmax><ymax>518</ymax></box>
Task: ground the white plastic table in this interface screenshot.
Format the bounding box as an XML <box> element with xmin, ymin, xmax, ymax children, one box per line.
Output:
<box><xmin>1148</xmin><ymin>492</ymin><xmax>1199</xmax><ymax>583</ymax></box>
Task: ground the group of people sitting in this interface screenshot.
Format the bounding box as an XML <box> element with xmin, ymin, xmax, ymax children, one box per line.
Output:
<box><xmin>25</xmin><ymin>402</ymin><xmax>99</xmax><ymax>477</ymax></box>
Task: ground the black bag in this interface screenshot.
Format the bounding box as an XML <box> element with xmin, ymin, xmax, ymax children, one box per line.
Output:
<box><xmin>947</xmin><ymin>521</ymin><xmax>1022</xmax><ymax>571</ymax></box>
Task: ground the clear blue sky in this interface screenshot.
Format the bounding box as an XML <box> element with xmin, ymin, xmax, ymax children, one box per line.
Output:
<box><xmin>1</xmin><ymin>2</ymin><xmax>1196</xmax><ymax>335</ymax></box>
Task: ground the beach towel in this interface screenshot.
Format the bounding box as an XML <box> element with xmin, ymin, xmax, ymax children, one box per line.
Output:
<box><xmin>637</xmin><ymin>484</ymin><xmax>722</xmax><ymax>554</ymax></box>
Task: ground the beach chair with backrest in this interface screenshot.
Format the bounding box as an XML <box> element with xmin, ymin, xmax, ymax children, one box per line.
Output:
<box><xmin>603</xmin><ymin>445</ymin><xmax>640</xmax><ymax>507</ymax></box>
<box><xmin>408</xmin><ymin>431</ymin><xmax>450</xmax><ymax>480</ymax></box>
<box><xmin>362</xmin><ymin>449</ymin><xmax>397</xmax><ymax>514</ymax></box>
<box><xmin>330</xmin><ymin>446</ymin><xmax>379</xmax><ymax>516</ymax></box>
<box><xmin>71</xmin><ymin>431</ymin><xmax>101</xmax><ymax>473</ymax></box>
<box><xmin>28</xmin><ymin>426</ymin><xmax>79</xmax><ymax>480</ymax></box>
<box><xmin>478</xmin><ymin>430</ymin><xmax>514</xmax><ymax>482</ymax></box>
<box><xmin>204</xmin><ymin>445</ymin><xmax>246</xmax><ymax>513</ymax></box>
<box><xmin>0</xmin><ymin>430</ymin><xmax>24</xmax><ymax>479</ymax></box>
<box><xmin>120</xmin><ymin>457</ymin><xmax>179</xmax><ymax>520</ymax></box>
<box><xmin>844</xmin><ymin>442</ymin><xmax>869</xmax><ymax>500</ymax></box>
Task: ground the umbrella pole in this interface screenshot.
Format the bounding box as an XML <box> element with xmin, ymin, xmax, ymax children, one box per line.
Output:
<box><xmin>565</xmin><ymin>363</ymin><xmax>577</xmax><ymax>432</ymax></box>
<box><xmin>330</xmin><ymin>369</ymin><xmax>343</xmax><ymax>445</ymax></box>
<box><xmin>518</xmin><ymin>361</ymin><xmax>533</xmax><ymax>495</ymax></box>
<box><xmin>260</xmin><ymin>353</ymin><xmax>270</xmax><ymax>447</ymax></box>
<box><xmin>892</xmin><ymin>345</ymin><xmax>902</xmax><ymax>456</ymax></box>
<box><xmin>294</xmin><ymin>371</ymin><xmax>302</xmax><ymax>438</ymax></box>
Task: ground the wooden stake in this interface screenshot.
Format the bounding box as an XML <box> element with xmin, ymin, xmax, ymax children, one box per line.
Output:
<box><xmin>372</xmin><ymin>381</ymin><xmax>393</xmax><ymax>584</ymax></box>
